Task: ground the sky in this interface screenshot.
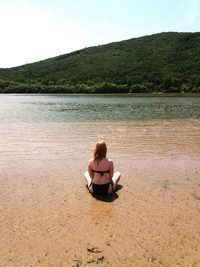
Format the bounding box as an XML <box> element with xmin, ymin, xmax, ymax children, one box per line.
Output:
<box><xmin>0</xmin><ymin>0</ymin><xmax>199</xmax><ymax>68</ymax></box>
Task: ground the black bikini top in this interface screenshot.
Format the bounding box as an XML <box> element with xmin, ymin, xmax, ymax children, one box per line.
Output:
<box><xmin>91</xmin><ymin>168</ymin><xmax>110</xmax><ymax>176</ymax></box>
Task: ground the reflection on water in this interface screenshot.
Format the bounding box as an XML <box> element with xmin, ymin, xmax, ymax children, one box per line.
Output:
<box><xmin>0</xmin><ymin>94</ymin><xmax>200</xmax><ymax>122</ymax></box>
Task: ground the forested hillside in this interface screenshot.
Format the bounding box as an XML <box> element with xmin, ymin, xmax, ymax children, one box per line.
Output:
<box><xmin>0</xmin><ymin>32</ymin><xmax>199</xmax><ymax>93</ymax></box>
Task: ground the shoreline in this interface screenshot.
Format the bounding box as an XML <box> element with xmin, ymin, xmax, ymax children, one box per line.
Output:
<box><xmin>1</xmin><ymin>92</ymin><xmax>200</xmax><ymax>97</ymax></box>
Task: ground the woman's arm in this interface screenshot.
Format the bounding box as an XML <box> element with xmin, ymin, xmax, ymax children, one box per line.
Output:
<box><xmin>88</xmin><ymin>159</ymin><xmax>94</xmax><ymax>179</ymax></box>
<box><xmin>109</xmin><ymin>160</ymin><xmax>114</xmax><ymax>187</ymax></box>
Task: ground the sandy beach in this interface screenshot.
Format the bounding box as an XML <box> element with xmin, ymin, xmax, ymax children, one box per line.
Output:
<box><xmin>0</xmin><ymin>119</ymin><xmax>200</xmax><ymax>267</ymax></box>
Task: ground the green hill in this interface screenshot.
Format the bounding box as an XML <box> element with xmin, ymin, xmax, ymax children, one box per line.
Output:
<box><xmin>0</xmin><ymin>32</ymin><xmax>200</xmax><ymax>93</ymax></box>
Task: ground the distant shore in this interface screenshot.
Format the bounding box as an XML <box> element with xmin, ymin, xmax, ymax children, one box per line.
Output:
<box><xmin>0</xmin><ymin>92</ymin><xmax>200</xmax><ymax>97</ymax></box>
<box><xmin>0</xmin><ymin>32</ymin><xmax>200</xmax><ymax>96</ymax></box>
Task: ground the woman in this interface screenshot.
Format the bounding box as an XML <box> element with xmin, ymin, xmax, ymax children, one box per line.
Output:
<box><xmin>84</xmin><ymin>141</ymin><xmax>121</xmax><ymax>195</ymax></box>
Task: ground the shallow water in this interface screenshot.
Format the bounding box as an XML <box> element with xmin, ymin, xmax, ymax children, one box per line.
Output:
<box><xmin>0</xmin><ymin>94</ymin><xmax>200</xmax><ymax>163</ymax></box>
<box><xmin>1</xmin><ymin>120</ymin><xmax>200</xmax><ymax>164</ymax></box>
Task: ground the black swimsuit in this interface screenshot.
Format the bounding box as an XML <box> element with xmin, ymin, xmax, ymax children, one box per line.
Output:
<box><xmin>91</xmin><ymin>169</ymin><xmax>110</xmax><ymax>176</ymax></box>
<box><xmin>90</xmin><ymin>169</ymin><xmax>111</xmax><ymax>195</ymax></box>
<box><xmin>91</xmin><ymin>182</ymin><xmax>111</xmax><ymax>195</ymax></box>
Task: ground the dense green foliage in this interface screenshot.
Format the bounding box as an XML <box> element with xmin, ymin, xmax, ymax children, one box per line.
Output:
<box><xmin>0</xmin><ymin>32</ymin><xmax>200</xmax><ymax>93</ymax></box>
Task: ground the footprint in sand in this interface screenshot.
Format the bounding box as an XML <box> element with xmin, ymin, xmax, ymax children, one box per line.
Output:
<box><xmin>191</xmin><ymin>193</ymin><xmax>200</xmax><ymax>200</ymax></box>
<box><xmin>160</xmin><ymin>179</ymin><xmax>172</xmax><ymax>190</ymax></box>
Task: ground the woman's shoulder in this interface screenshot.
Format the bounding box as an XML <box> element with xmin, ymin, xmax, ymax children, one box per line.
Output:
<box><xmin>107</xmin><ymin>158</ymin><xmax>113</xmax><ymax>165</ymax></box>
<box><xmin>88</xmin><ymin>158</ymin><xmax>94</xmax><ymax>164</ymax></box>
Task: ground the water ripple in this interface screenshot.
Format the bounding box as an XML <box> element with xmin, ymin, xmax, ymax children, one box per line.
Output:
<box><xmin>0</xmin><ymin>94</ymin><xmax>200</xmax><ymax>122</ymax></box>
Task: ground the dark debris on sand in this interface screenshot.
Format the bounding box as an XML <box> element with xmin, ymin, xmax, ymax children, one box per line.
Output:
<box><xmin>87</xmin><ymin>246</ymin><xmax>106</xmax><ymax>265</ymax></box>
<box><xmin>87</xmin><ymin>246</ymin><xmax>102</xmax><ymax>253</ymax></box>
<box><xmin>72</xmin><ymin>246</ymin><xmax>107</xmax><ymax>266</ymax></box>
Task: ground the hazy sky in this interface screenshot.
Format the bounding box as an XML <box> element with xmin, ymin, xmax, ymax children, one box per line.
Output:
<box><xmin>0</xmin><ymin>0</ymin><xmax>199</xmax><ymax>68</ymax></box>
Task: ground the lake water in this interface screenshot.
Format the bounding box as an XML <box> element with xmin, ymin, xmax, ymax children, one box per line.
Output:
<box><xmin>0</xmin><ymin>94</ymin><xmax>200</xmax><ymax>162</ymax></box>
<box><xmin>0</xmin><ymin>94</ymin><xmax>200</xmax><ymax>123</ymax></box>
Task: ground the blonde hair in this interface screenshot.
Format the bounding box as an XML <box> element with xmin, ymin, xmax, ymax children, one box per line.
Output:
<box><xmin>93</xmin><ymin>141</ymin><xmax>107</xmax><ymax>163</ymax></box>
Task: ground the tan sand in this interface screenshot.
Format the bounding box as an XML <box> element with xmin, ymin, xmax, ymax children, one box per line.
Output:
<box><xmin>0</xmin><ymin>119</ymin><xmax>200</xmax><ymax>267</ymax></box>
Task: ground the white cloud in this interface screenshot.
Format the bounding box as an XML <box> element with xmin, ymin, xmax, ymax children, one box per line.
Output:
<box><xmin>0</xmin><ymin>0</ymin><xmax>117</xmax><ymax>68</ymax></box>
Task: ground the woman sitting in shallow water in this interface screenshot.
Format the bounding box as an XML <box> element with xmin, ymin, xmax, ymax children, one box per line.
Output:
<box><xmin>84</xmin><ymin>141</ymin><xmax>121</xmax><ymax>195</ymax></box>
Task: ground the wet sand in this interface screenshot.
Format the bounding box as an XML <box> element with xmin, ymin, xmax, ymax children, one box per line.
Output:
<box><xmin>0</xmin><ymin>119</ymin><xmax>200</xmax><ymax>267</ymax></box>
